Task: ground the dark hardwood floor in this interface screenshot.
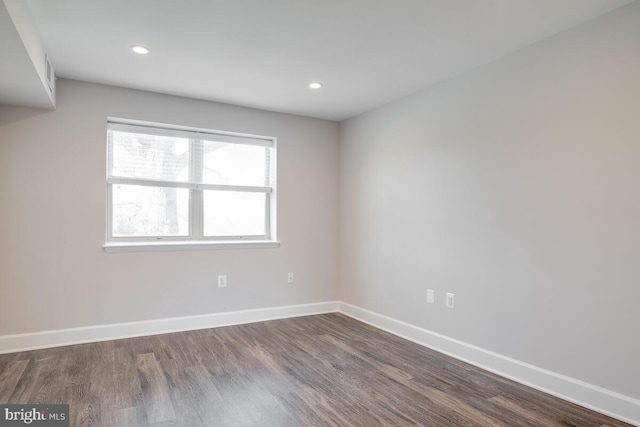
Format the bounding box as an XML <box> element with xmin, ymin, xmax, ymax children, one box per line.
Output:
<box><xmin>0</xmin><ymin>313</ymin><xmax>630</xmax><ymax>426</ymax></box>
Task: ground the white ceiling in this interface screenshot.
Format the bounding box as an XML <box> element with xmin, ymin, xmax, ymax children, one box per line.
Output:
<box><xmin>27</xmin><ymin>0</ymin><xmax>634</xmax><ymax>121</ymax></box>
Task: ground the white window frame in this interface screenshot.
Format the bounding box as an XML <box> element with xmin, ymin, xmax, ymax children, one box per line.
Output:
<box><xmin>103</xmin><ymin>118</ymin><xmax>279</xmax><ymax>253</ymax></box>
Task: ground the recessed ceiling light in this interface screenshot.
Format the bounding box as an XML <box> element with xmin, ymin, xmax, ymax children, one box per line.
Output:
<box><xmin>309</xmin><ymin>82</ymin><xmax>323</xmax><ymax>89</ymax></box>
<box><xmin>131</xmin><ymin>45</ymin><xmax>149</xmax><ymax>55</ymax></box>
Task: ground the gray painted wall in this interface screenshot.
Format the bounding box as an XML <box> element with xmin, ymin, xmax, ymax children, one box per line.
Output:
<box><xmin>339</xmin><ymin>3</ymin><xmax>640</xmax><ymax>400</ymax></box>
<box><xmin>0</xmin><ymin>79</ymin><xmax>340</xmax><ymax>334</ymax></box>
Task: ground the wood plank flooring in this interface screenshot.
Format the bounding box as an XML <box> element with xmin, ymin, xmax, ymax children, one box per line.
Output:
<box><xmin>0</xmin><ymin>313</ymin><xmax>631</xmax><ymax>426</ymax></box>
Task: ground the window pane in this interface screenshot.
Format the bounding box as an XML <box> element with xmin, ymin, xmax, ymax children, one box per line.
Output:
<box><xmin>109</xmin><ymin>131</ymin><xmax>189</xmax><ymax>182</ymax></box>
<box><xmin>112</xmin><ymin>184</ymin><xmax>189</xmax><ymax>237</ymax></box>
<box><xmin>201</xmin><ymin>141</ymin><xmax>268</xmax><ymax>186</ymax></box>
<box><xmin>203</xmin><ymin>191</ymin><xmax>266</xmax><ymax>236</ymax></box>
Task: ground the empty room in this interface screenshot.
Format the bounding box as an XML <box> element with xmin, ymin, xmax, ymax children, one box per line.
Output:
<box><xmin>1</xmin><ymin>0</ymin><xmax>638</xmax><ymax>426</ymax></box>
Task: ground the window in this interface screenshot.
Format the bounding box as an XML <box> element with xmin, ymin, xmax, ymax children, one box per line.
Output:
<box><xmin>105</xmin><ymin>119</ymin><xmax>277</xmax><ymax>251</ymax></box>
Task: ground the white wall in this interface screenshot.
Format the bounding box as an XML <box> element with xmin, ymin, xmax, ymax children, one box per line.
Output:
<box><xmin>0</xmin><ymin>79</ymin><xmax>339</xmax><ymax>334</ymax></box>
<box><xmin>340</xmin><ymin>2</ymin><xmax>640</xmax><ymax>401</ymax></box>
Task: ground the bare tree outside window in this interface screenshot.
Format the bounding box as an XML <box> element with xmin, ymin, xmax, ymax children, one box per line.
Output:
<box><xmin>110</xmin><ymin>132</ymin><xmax>189</xmax><ymax>237</ymax></box>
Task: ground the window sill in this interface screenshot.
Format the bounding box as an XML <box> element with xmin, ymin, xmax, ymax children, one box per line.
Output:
<box><xmin>103</xmin><ymin>240</ymin><xmax>280</xmax><ymax>253</ymax></box>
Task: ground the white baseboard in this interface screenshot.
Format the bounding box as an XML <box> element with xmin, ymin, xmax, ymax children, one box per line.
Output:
<box><xmin>338</xmin><ymin>301</ymin><xmax>640</xmax><ymax>426</ymax></box>
<box><xmin>0</xmin><ymin>301</ymin><xmax>339</xmax><ymax>355</ymax></box>
<box><xmin>1</xmin><ymin>300</ymin><xmax>637</xmax><ymax>425</ymax></box>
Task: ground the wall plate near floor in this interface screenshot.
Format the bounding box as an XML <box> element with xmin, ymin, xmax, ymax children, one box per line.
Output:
<box><xmin>426</xmin><ymin>289</ymin><xmax>435</xmax><ymax>304</ymax></box>
<box><xmin>217</xmin><ymin>275</ymin><xmax>227</xmax><ymax>288</ymax></box>
<box><xmin>446</xmin><ymin>293</ymin><xmax>455</xmax><ymax>309</ymax></box>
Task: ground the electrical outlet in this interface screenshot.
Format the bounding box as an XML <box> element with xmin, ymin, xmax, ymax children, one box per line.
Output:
<box><xmin>287</xmin><ymin>272</ymin><xmax>294</xmax><ymax>283</ymax></box>
<box><xmin>446</xmin><ymin>292</ymin><xmax>455</xmax><ymax>309</ymax></box>
<box><xmin>426</xmin><ymin>289</ymin><xmax>435</xmax><ymax>304</ymax></box>
<box><xmin>217</xmin><ymin>275</ymin><xmax>227</xmax><ymax>288</ymax></box>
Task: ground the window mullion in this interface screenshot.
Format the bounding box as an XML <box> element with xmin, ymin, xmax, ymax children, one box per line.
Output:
<box><xmin>190</xmin><ymin>139</ymin><xmax>204</xmax><ymax>240</ymax></box>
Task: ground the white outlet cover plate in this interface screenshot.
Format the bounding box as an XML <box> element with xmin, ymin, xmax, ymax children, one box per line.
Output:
<box><xmin>446</xmin><ymin>292</ymin><xmax>455</xmax><ymax>308</ymax></box>
<box><xmin>218</xmin><ymin>275</ymin><xmax>227</xmax><ymax>287</ymax></box>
